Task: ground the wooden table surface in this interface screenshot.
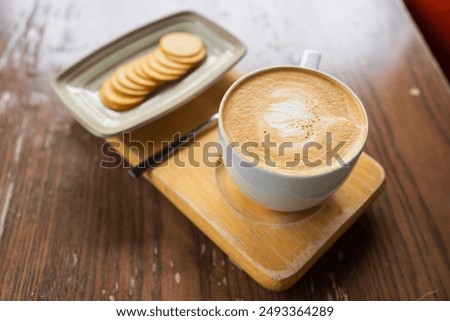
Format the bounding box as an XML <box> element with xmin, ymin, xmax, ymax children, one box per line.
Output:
<box><xmin>0</xmin><ymin>0</ymin><xmax>448</xmax><ymax>300</ymax></box>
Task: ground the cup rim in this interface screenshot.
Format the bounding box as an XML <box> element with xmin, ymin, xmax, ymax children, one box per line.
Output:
<box><xmin>218</xmin><ymin>65</ymin><xmax>369</xmax><ymax>178</ymax></box>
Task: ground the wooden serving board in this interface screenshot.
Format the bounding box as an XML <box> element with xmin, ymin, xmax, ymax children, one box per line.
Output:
<box><xmin>106</xmin><ymin>69</ymin><xmax>385</xmax><ymax>291</ymax></box>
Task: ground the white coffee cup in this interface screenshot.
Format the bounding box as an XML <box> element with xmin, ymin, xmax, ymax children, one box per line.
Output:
<box><xmin>218</xmin><ymin>50</ymin><xmax>369</xmax><ymax>212</ymax></box>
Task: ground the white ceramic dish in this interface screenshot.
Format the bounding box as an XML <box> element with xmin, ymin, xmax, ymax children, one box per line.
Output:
<box><xmin>52</xmin><ymin>11</ymin><xmax>246</xmax><ymax>137</ymax></box>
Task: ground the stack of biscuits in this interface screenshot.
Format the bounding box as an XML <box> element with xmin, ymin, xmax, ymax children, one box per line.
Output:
<box><xmin>99</xmin><ymin>32</ymin><xmax>206</xmax><ymax>111</ymax></box>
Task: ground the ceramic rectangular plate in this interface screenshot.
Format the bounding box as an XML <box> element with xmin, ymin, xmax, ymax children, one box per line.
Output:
<box><xmin>52</xmin><ymin>11</ymin><xmax>246</xmax><ymax>137</ymax></box>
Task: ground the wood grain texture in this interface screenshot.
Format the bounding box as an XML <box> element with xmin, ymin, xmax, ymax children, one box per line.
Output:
<box><xmin>0</xmin><ymin>0</ymin><xmax>449</xmax><ymax>300</ymax></box>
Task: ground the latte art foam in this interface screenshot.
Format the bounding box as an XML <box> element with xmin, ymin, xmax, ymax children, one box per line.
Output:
<box><xmin>221</xmin><ymin>67</ymin><xmax>368</xmax><ymax>175</ymax></box>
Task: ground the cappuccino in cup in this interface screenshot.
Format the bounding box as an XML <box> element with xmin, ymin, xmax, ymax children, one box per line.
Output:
<box><xmin>221</xmin><ymin>67</ymin><xmax>367</xmax><ymax>174</ymax></box>
<box><xmin>218</xmin><ymin>51</ymin><xmax>368</xmax><ymax>211</ymax></box>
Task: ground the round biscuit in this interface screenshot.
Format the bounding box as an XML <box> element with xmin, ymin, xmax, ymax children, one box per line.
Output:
<box><xmin>111</xmin><ymin>73</ymin><xmax>152</xmax><ymax>97</ymax></box>
<box><xmin>165</xmin><ymin>47</ymin><xmax>206</xmax><ymax>64</ymax></box>
<box><xmin>115</xmin><ymin>65</ymin><xmax>153</xmax><ymax>91</ymax></box>
<box><xmin>135</xmin><ymin>57</ymin><xmax>151</xmax><ymax>79</ymax></box>
<box><xmin>99</xmin><ymin>78</ymin><xmax>146</xmax><ymax>111</ymax></box>
<box><xmin>154</xmin><ymin>48</ymin><xmax>193</xmax><ymax>71</ymax></box>
<box><xmin>126</xmin><ymin>59</ymin><xmax>160</xmax><ymax>87</ymax></box>
<box><xmin>160</xmin><ymin>32</ymin><xmax>204</xmax><ymax>57</ymax></box>
<box><xmin>147</xmin><ymin>54</ymin><xmax>187</xmax><ymax>77</ymax></box>
<box><xmin>136</xmin><ymin>56</ymin><xmax>166</xmax><ymax>83</ymax></box>
<box><xmin>140</xmin><ymin>55</ymin><xmax>181</xmax><ymax>82</ymax></box>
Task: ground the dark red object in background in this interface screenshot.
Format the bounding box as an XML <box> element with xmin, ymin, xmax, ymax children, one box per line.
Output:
<box><xmin>404</xmin><ymin>0</ymin><xmax>450</xmax><ymax>81</ymax></box>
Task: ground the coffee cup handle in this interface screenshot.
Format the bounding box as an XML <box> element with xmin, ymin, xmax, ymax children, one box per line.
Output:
<box><xmin>300</xmin><ymin>50</ymin><xmax>321</xmax><ymax>70</ymax></box>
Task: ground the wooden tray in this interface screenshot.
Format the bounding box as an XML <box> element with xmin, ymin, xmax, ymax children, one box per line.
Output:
<box><xmin>106</xmin><ymin>69</ymin><xmax>385</xmax><ymax>291</ymax></box>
